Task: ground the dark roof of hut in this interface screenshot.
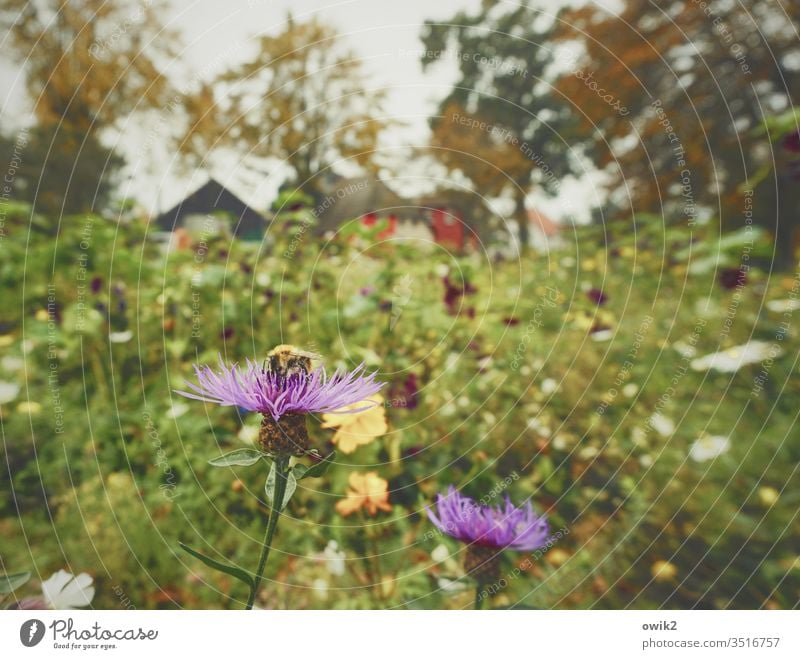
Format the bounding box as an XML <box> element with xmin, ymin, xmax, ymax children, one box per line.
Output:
<box><xmin>154</xmin><ymin>178</ymin><xmax>267</xmax><ymax>237</ymax></box>
<box><xmin>314</xmin><ymin>177</ymin><xmax>417</xmax><ymax>234</ymax></box>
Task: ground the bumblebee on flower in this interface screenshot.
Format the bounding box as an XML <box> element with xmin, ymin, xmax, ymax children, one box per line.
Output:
<box><xmin>177</xmin><ymin>345</ymin><xmax>383</xmax><ymax>457</ymax></box>
<box><xmin>175</xmin><ymin>345</ymin><xmax>383</xmax><ymax>609</ymax></box>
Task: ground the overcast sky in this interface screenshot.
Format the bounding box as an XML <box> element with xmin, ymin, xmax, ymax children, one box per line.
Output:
<box><xmin>1</xmin><ymin>0</ymin><xmax>602</xmax><ymax>221</ymax></box>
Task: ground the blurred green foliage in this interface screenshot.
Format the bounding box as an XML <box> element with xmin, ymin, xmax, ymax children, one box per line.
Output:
<box><xmin>0</xmin><ymin>205</ymin><xmax>798</xmax><ymax>609</ymax></box>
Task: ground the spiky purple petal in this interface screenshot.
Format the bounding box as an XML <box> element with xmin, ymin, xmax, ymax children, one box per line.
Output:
<box><xmin>175</xmin><ymin>356</ymin><xmax>383</xmax><ymax>419</ymax></box>
<box><xmin>426</xmin><ymin>486</ymin><xmax>549</xmax><ymax>551</ymax></box>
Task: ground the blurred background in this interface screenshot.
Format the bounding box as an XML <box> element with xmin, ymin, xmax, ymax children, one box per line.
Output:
<box><xmin>0</xmin><ymin>0</ymin><xmax>798</xmax><ymax>609</ymax></box>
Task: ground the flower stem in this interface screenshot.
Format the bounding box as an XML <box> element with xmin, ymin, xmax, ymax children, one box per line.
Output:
<box><xmin>246</xmin><ymin>455</ymin><xmax>290</xmax><ymax>610</ymax></box>
<box><xmin>474</xmin><ymin>586</ymin><xmax>485</xmax><ymax>610</ymax></box>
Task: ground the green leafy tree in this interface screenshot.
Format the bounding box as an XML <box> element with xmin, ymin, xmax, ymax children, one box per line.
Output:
<box><xmin>0</xmin><ymin>124</ymin><xmax>124</xmax><ymax>215</ymax></box>
<box><xmin>420</xmin><ymin>0</ymin><xmax>575</xmax><ymax>246</ymax></box>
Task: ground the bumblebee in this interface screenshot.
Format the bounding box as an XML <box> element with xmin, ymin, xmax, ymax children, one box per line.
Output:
<box><xmin>264</xmin><ymin>344</ymin><xmax>321</xmax><ymax>379</ymax></box>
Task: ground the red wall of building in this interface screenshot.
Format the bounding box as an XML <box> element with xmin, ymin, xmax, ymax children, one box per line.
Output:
<box><xmin>431</xmin><ymin>208</ymin><xmax>464</xmax><ymax>250</ymax></box>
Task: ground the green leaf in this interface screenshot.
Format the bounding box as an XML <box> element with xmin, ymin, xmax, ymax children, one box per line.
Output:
<box><xmin>0</xmin><ymin>571</ymin><xmax>31</xmax><ymax>594</ymax></box>
<box><xmin>208</xmin><ymin>448</ymin><xmax>264</xmax><ymax>467</ymax></box>
<box><xmin>265</xmin><ymin>462</ymin><xmax>297</xmax><ymax>510</ymax></box>
<box><xmin>177</xmin><ymin>543</ymin><xmax>254</xmax><ymax>588</ymax></box>
<box><xmin>294</xmin><ymin>451</ymin><xmax>336</xmax><ymax>480</ymax></box>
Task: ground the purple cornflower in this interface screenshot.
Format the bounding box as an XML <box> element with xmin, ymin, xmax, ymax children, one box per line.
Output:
<box><xmin>427</xmin><ymin>486</ymin><xmax>549</xmax><ymax>552</ymax></box>
<box><xmin>177</xmin><ymin>356</ymin><xmax>383</xmax><ymax>456</ymax></box>
<box><xmin>176</xmin><ymin>356</ymin><xmax>382</xmax><ymax>421</ymax></box>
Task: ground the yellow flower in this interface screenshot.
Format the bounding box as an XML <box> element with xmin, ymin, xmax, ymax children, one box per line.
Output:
<box><xmin>335</xmin><ymin>471</ymin><xmax>392</xmax><ymax>517</ymax></box>
<box><xmin>17</xmin><ymin>401</ymin><xmax>42</xmax><ymax>414</ymax></box>
<box><xmin>651</xmin><ymin>560</ymin><xmax>678</xmax><ymax>582</ymax></box>
<box><xmin>546</xmin><ymin>548</ymin><xmax>571</xmax><ymax>567</ymax></box>
<box><xmin>321</xmin><ymin>395</ymin><xmax>387</xmax><ymax>454</ymax></box>
<box><xmin>758</xmin><ymin>486</ymin><xmax>779</xmax><ymax>507</ymax></box>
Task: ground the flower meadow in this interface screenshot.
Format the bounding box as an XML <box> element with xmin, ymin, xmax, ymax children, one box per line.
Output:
<box><xmin>1</xmin><ymin>206</ymin><xmax>798</xmax><ymax>610</ymax></box>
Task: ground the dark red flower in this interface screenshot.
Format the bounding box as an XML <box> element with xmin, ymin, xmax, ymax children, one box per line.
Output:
<box><xmin>719</xmin><ymin>267</ymin><xmax>747</xmax><ymax>290</ymax></box>
<box><xmin>587</xmin><ymin>288</ymin><xmax>608</xmax><ymax>305</ymax></box>
<box><xmin>403</xmin><ymin>445</ymin><xmax>424</xmax><ymax>459</ymax></box>
<box><xmin>783</xmin><ymin>130</ymin><xmax>800</xmax><ymax>153</ymax></box>
<box><xmin>402</xmin><ymin>373</ymin><xmax>419</xmax><ymax>410</ymax></box>
<box><xmin>503</xmin><ymin>316</ymin><xmax>520</xmax><ymax>326</ymax></box>
<box><xmin>442</xmin><ymin>276</ymin><xmax>477</xmax><ymax>315</ymax></box>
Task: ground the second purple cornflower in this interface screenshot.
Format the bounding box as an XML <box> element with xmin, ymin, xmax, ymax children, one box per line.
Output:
<box><xmin>427</xmin><ymin>486</ymin><xmax>549</xmax><ymax>584</ymax></box>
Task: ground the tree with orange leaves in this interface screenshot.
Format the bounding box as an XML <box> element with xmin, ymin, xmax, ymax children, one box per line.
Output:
<box><xmin>0</xmin><ymin>0</ymin><xmax>179</xmax><ymax>214</ymax></box>
<box><xmin>555</xmin><ymin>0</ymin><xmax>800</xmax><ymax>267</ymax></box>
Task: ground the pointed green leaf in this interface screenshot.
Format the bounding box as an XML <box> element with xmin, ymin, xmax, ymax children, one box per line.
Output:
<box><xmin>0</xmin><ymin>571</ymin><xmax>31</xmax><ymax>594</ymax></box>
<box><xmin>178</xmin><ymin>543</ymin><xmax>254</xmax><ymax>588</ymax></box>
<box><xmin>208</xmin><ymin>448</ymin><xmax>264</xmax><ymax>467</ymax></box>
<box><xmin>265</xmin><ymin>462</ymin><xmax>297</xmax><ymax>510</ymax></box>
<box><xmin>295</xmin><ymin>451</ymin><xmax>336</xmax><ymax>480</ymax></box>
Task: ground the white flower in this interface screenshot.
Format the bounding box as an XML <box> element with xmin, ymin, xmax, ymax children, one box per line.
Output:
<box><xmin>165</xmin><ymin>402</ymin><xmax>189</xmax><ymax>419</ymax></box>
<box><xmin>476</xmin><ymin>356</ymin><xmax>493</xmax><ymax>371</ymax></box>
<box><xmin>41</xmin><ymin>570</ymin><xmax>95</xmax><ymax>609</ymax></box>
<box><xmin>434</xmin><ymin>263</ymin><xmax>449</xmax><ymax>278</ymax></box>
<box><xmin>431</xmin><ymin>544</ymin><xmax>450</xmax><ymax>563</ymax></box>
<box><xmin>766</xmin><ymin>299</ymin><xmax>800</xmax><ymax>313</ymax></box>
<box><xmin>672</xmin><ymin>340</ymin><xmax>697</xmax><ymax>358</ymax></box>
<box><xmin>691</xmin><ymin>341</ymin><xmax>780</xmax><ymax>373</ymax></box>
<box><xmin>1</xmin><ymin>355</ymin><xmax>24</xmax><ymax>372</ymax></box>
<box><xmin>526</xmin><ymin>417</ymin><xmax>551</xmax><ymax>437</ymax></box>
<box><xmin>649</xmin><ymin>413</ymin><xmax>675</xmax><ymax>437</ymax></box>
<box><xmin>312</xmin><ymin>578</ymin><xmax>329</xmax><ymax>599</ymax></box>
<box><xmin>540</xmin><ymin>378</ymin><xmax>558</xmax><ymax>395</ymax></box>
<box><xmin>631</xmin><ymin>427</ymin><xmax>648</xmax><ymax>447</ymax></box>
<box><xmin>237</xmin><ymin>424</ymin><xmax>259</xmax><ymax>445</ymax></box>
<box><xmin>622</xmin><ymin>383</ymin><xmax>639</xmax><ymax>398</ymax></box>
<box><xmin>0</xmin><ymin>381</ymin><xmax>20</xmax><ymax>404</ymax></box>
<box><xmin>695</xmin><ymin>297</ymin><xmax>720</xmax><ymax>318</ymax></box>
<box><xmin>689</xmin><ymin>435</ymin><xmax>730</xmax><ymax>462</ymax></box>
<box><xmin>109</xmin><ymin>330</ymin><xmax>133</xmax><ymax>343</ymax></box>
<box><xmin>322</xmin><ymin>540</ymin><xmax>346</xmax><ymax>576</ymax></box>
<box><xmin>437</xmin><ymin>577</ymin><xmax>467</xmax><ymax>593</ymax></box>
<box><xmin>590</xmin><ymin>329</ymin><xmax>614</xmax><ymax>342</ymax></box>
